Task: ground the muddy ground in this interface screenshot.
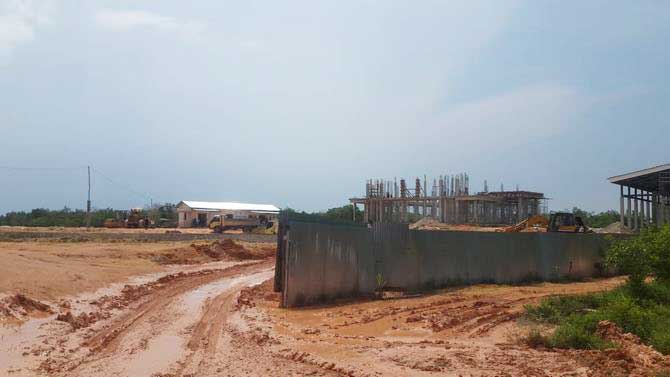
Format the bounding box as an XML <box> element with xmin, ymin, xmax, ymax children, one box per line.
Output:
<box><xmin>1</xmin><ymin>233</ymin><xmax>668</xmax><ymax>376</ymax></box>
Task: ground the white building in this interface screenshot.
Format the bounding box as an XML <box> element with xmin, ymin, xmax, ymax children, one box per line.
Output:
<box><xmin>176</xmin><ymin>201</ymin><xmax>280</xmax><ymax>228</ymax></box>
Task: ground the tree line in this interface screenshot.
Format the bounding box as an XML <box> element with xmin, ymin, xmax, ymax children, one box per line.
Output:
<box><xmin>0</xmin><ymin>205</ymin><xmax>178</xmax><ymax>227</ymax></box>
<box><xmin>0</xmin><ymin>203</ymin><xmax>620</xmax><ymax>228</ymax></box>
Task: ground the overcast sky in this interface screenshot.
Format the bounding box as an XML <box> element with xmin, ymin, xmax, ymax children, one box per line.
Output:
<box><xmin>1</xmin><ymin>0</ymin><xmax>669</xmax><ymax>214</ymax></box>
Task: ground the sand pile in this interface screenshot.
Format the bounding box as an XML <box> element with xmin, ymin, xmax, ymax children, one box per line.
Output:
<box><xmin>595</xmin><ymin>221</ymin><xmax>635</xmax><ymax>234</ymax></box>
<box><xmin>409</xmin><ymin>217</ymin><xmax>446</xmax><ymax>230</ymax></box>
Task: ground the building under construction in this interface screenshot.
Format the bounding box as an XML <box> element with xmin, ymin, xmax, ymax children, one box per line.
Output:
<box><xmin>350</xmin><ymin>173</ymin><xmax>546</xmax><ymax>225</ymax></box>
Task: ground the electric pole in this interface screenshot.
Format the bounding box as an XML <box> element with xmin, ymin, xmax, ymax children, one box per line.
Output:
<box><xmin>86</xmin><ymin>165</ymin><xmax>91</xmax><ymax>229</ymax></box>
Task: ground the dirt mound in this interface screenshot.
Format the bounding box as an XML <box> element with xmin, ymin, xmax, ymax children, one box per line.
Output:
<box><xmin>151</xmin><ymin>240</ymin><xmax>275</xmax><ymax>265</ymax></box>
<box><xmin>56</xmin><ymin>310</ymin><xmax>109</xmax><ymax>330</ymax></box>
<box><xmin>2</xmin><ymin>293</ymin><xmax>52</xmax><ymax>316</ymax></box>
<box><xmin>582</xmin><ymin>320</ymin><xmax>670</xmax><ymax>375</ymax></box>
<box><xmin>410</xmin><ymin>218</ymin><xmax>502</xmax><ymax>232</ymax></box>
<box><xmin>409</xmin><ymin>217</ymin><xmax>443</xmax><ymax>230</ymax></box>
<box><xmin>192</xmin><ymin>239</ymin><xmax>275</xmax><ymax>261</ymax></box>
<box><xmin>8</xmin><ymin>293</ymin><xmax>52</xmax><ymax>313</ymax></box>
<box><xmin>236</xmin><ymin>278</ymin><xmax>279</xmax><ymax>309</ymax></box>
<box><xmin>595</xmin><ymin>221</ymin><xmax>635</xmax><ymax>234</ymax></box>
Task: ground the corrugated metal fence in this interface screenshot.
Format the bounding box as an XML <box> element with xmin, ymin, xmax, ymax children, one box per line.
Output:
<box><xmin>276</xmin><ymin>220</ymin><xmax>613</xmax><ymax>307</ymax></box>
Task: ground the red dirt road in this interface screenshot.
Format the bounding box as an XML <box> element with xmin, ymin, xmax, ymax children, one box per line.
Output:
<box><xmin>0</xmin><ymin>260</ymin><xmax>335</xmax><ymax>376</ymax></box>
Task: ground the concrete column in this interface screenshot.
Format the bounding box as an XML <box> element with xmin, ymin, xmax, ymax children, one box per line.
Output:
<box><xmin>634</xmin><ymin>189</ymin><xmax>639</xmax><ymax>230</ymax></box>
<box><xmin>651</xmin><ymin>194</ymin><xmax>660</xmax><ymax>226</ymax></box>
<box><xmin>620</xmin><ymin>185</ymin><xmax>625</xmax><ymax>226</ymax></box>
<box><xmin>455</xmin><ymin>200</ymin><xmax>460</xmax><ymax>224</ymax></box>
<box><xmin>641</xmin><ymin>192</ymin><xmax>646</xmax><ymax>228</ymax></box>
<box><xmin>627</xmin><ymin>187</ymin><xmax>632</xmax><ymax>228</ymax></box>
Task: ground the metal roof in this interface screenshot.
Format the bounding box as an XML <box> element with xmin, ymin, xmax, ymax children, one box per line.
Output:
<box><xmin>608</xmin><ymin>163</ymin><xmax>670</xmax><ymax>193</ymax></box>
<box><xmin>177</xmin><ymin>201</ymin><xmax>280</xmax><ymax>213</ymax></box>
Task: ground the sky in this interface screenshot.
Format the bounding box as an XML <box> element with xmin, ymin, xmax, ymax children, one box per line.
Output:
<box><xmin>0</xmin><ymin>0</ymin><xmax>669</xmax><ymax>214</ymax></box>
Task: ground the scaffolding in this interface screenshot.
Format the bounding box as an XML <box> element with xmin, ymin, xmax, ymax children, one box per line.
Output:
<box><xmin>349</xmin><ymin>173</ymin><xmax>546</xmax><ymax>225</ymax></box>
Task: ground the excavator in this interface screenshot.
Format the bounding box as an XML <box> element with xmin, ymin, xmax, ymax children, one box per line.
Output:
<box><xmin>502</xmin><ymin>212</ymin><xmax>591</xmax><ymax>233</ymax></box>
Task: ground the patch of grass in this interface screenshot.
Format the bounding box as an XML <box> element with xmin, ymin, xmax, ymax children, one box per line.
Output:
<box><xmin>524</xmin><ymin>281</ymin><xmax>670</xmax><ymax>354</ymax></box>
<box><xmin>550</xmin><ymin>313</ymin><xmax>614</xmax><ymax>350</ymax></box>
<box><xmin>523</xmin><ymin>328</ymin><xmax>550</xmax><ymax>348</ymax></box>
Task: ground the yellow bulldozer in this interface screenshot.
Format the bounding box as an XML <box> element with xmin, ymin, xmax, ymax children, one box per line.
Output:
<box><xmin>502</xmin><ymin>212</ymin><xmax>592</xmax><ymax>233</ymax></box>
<box><xmin>104</xmin><ymin>208</ymin><xmax>150</xmax><ymax>228</ymax></box>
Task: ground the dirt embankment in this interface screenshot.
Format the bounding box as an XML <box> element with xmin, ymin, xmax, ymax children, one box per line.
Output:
<box><xmin>0</xmin><ymin>239</ymin><xmax>275</xmax><ymax>325</ymax></box>
<box><xmin>4</xmin><ymin>257</ymin><xmax>332</xmax><ymax>377</ymax></box>
<box><xmin>232</xmin><ymin>275</ymin><xmax>669</xmax><ymax>376</ymax></box>
<box><xmin>149</xmin><ymin>239</ymin><xmax>275</xmax><ymax>265</ymax></box>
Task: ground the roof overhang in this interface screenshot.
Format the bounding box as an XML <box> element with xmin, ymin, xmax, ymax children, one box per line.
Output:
<box><xmin>608</xmin><ymin>163</ymin><xmax>670</xmax><ymax>193</ymax></box>
<box><xmin>177</xmin><ymin>201</ymin><xmax>280</xmax><ymax>213</ymax></box>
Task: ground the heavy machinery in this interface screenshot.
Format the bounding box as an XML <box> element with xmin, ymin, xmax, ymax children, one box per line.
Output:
<box><xmin>547</xmin><ymin>212</ymin><xmax>591</xmax><ymax>233</ymax></box>
<box><xmin>502</xmin><ymin>212</ymin><xmax>591</xmax><ymax>233</ymax></box>
<box><xmin>104</xmin><ymin>208</ymin><xmax>151</xmax><ymax>228</ymax></box>
<box><xmin>125</xmin><ymin>208</ymin><xmax>144</xmax><ymax>228</ymax></box>
<box><xmin>208</xmin><ymin>214</ymin><xmax>274</xmax><ymax>233</ymax></box>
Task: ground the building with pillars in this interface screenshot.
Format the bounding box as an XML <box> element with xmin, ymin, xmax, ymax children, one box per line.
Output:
<box><xmin>608</xmin><ymin>164</ymin><xmax>670</xmax><ymax>230</ymax></box>
<box><xmin>349</xmin><ymin>174</ymin><xmax>546</xmax><ymax>225</ymax></box>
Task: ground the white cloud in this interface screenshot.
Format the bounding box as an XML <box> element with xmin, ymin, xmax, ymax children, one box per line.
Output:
<box><xmin>404</xmin><ymin>83</ymin><xmax>586</xmax><ymax>158</ymax></box>
<box><xmin>95</xmin><ymin>9</ymin><xmax>205</xmax><ymax>39</ymax></box>
<box><xmin>439</xmin><ymin>83</ymin><xmax>579</xmax><ymax>137</ymax></box>
<box><xmin>0</xmin><ymin>0</ymin><xmax>54</xmax><ymax>59</ymax></box>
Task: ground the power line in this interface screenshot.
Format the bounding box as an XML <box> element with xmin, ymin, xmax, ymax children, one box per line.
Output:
<box><xmin>91</xmin><ymin>167</ymin><xmax>155</xmax><ymax>203</ymax></box>
<box><xmin>0</xmin><ymin>164</ymin><xmax>158</xmax><ymax>207</ymax></box>
<box><xmin>0</xmin><ymin>166</ymin><xmax>86</xmax><ymax>171</ymax></box>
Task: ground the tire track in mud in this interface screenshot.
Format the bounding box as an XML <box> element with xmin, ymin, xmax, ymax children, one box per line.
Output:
<box><xmin>41</xmin><ymin>260</ymin><xmax>275</xmax><ymax>376</ymax></box>
<box><xmin>173</xmin><ymin>276</ymin><xmax>264</xmax><ymax>376</ymax></box>
<box><xmin>84</xmin><ymin>261</ymin><xmax>271</xmax><ymax>354</ymax></box>
<box><xmin>39</xmin><ymin>259</ymin><xmax>335</xmax><ymax>377</ymax></box>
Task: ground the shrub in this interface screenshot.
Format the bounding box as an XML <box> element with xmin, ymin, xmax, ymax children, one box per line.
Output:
<box><xmin>550</xmin><ymin>312</ymin><xmax>612</xmax><ymax>350</ymax></box>
<box><xmin>607</xmin><ymin>225</ymin><xmax>670</xmax><ymax>288</ymax></box>
<box><xmin>523</xmin><ymin>328</ymin><xmax>550</xmax><ymax>348</ymax></box>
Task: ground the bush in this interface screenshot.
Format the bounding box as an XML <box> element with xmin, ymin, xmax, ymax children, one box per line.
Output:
<box><xmin>524</xmin><ymin>283</ymin><xmax>670</xmax><ymax>354</ymax></box>
<box><xmin>523</xmin><ymin>328</ymin><xmax>551</xmax><ymax>348</ymax></box>
<box><xmin>550</xmin><ymin>312</ymin><xmax>613</xmax><ymax>350</ymax></box>
<box><xmin>524</xmin><ymin>290</ymin><xmax>620</xmax><ymax>324</ymax></box>
<box><xmin>599</xmin><ymin>295</ymin><xmax>654</xmax><ymax>341</ymax></box>
<box><xmin>607</xmin><ymin>225</ymin><xmax>670</xmax><ymax>288</ymax></box>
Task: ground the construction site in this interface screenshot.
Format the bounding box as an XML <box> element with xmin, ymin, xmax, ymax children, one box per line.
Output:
<box><xmin>350</xmin><ymin>173</ymin><xmax>547</xmax><ymax>226</ymax></box>
<box><xmin>0</xmin><ymin>165</ymin><xmax>668</xmax><ymax>376</ymax></box>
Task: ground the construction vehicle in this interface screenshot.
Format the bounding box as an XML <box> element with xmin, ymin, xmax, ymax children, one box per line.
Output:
<box><xmin>547</xmin><ymin>212</ymin><xmax>591</xmax><ymax>233</ymax></box>
<box><xmin>502</xmin><ymin>212</ymin><xmax>591</xmax><ymax>233</ymax></box>
<box><xmin>124</xmin><ymin>208</ymin><xmax>144</xmax><ymax>228</ymax></box>
<box><xmin>208</xmin><ymin>214</ymin><xmax>274</xmax><ymax>233</ymax></box>
<box><xmin>104</xmin><ymin>208</ymin><xmax>151</xmax><ymax>229</ymax></box>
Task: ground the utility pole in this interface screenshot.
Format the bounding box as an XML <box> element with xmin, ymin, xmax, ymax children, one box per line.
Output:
<box><xmin>86</xmin><ymin>166</ymin><xmax>91</xmax><ymax>229</ymax></box>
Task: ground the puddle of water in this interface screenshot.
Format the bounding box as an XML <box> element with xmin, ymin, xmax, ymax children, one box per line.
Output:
<box><xmin>0</xmin><ymin>315</ymin><xmax>54</xmax><ymax>375</ymax></box>
<box><xmin>90</xmin><ymin>269</ymin><xmax>273</xmax><ymax>376</ymax></box>
<box><xmin>124</xmin><ymin>334</ymin><xmax>186</xmax><ymax>376</ymax></box>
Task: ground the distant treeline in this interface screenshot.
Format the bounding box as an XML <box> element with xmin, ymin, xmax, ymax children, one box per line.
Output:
<box><xmin>282</xmin><ymin>205</ymin><xmax>364</xmax><ymax>226</ymax></box>
<box><xmin>570</xmin><ymin>207</ymin><xmax>620</xmax><ymax>228</ymax></box>
<box><xmin>0</xmin><ymin>203</ymin><xmax>619</xmax><ymax>228</ymax></box>
<box><xmin>0</xmin><ymin>205</ymin><xmax>178</xmax><ymax>227</ymax></box>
